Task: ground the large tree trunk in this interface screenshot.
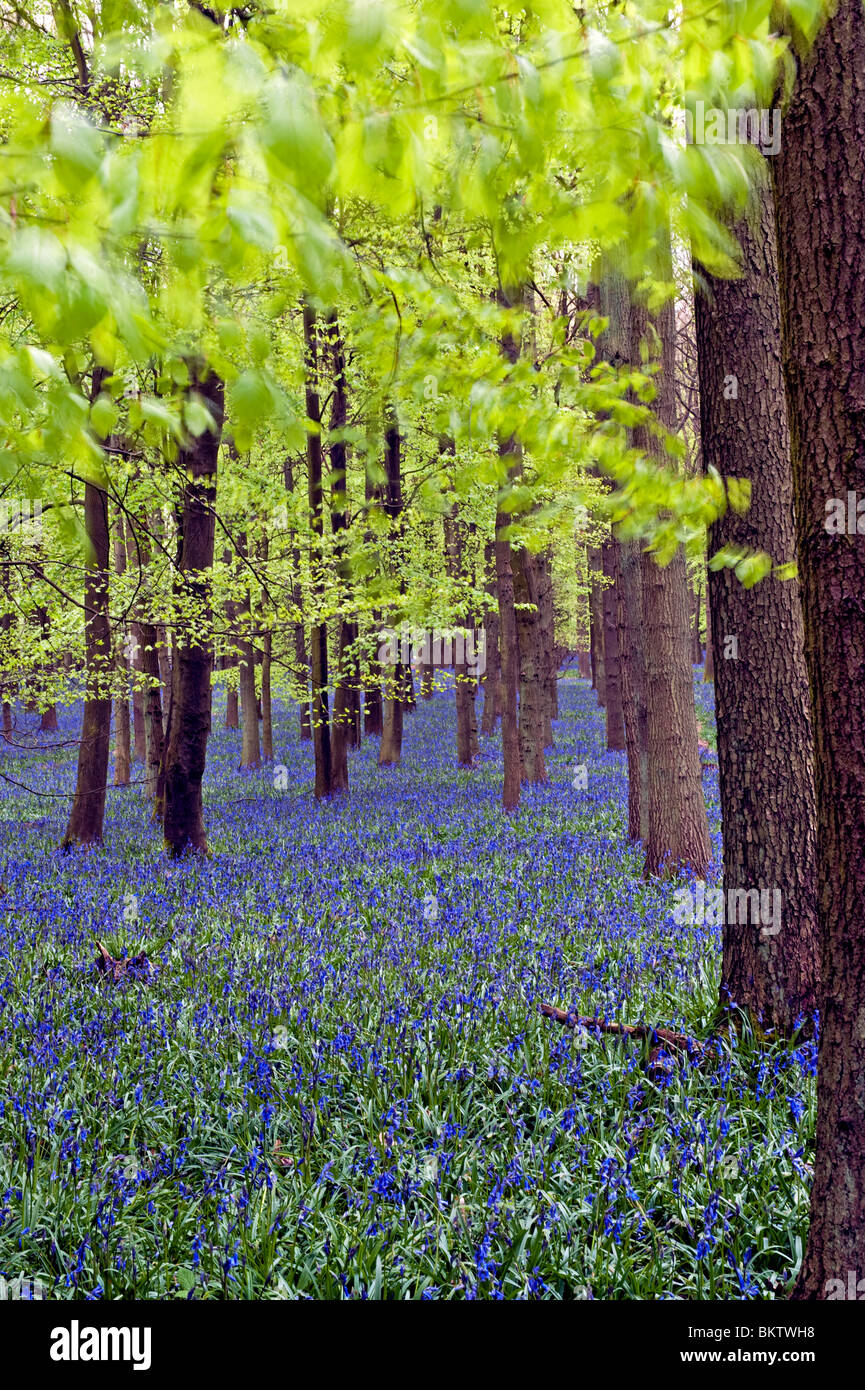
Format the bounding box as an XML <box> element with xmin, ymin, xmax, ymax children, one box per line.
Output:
<box><xmin>633</xmin><ymin>290</ymin><xmax>711</xmax><ymax>879</ymax></box>
<box><xmin>695</xmin><ymin>162</ymin><xmax>818</xmax><ymax>1037</ymax></box>
<box><xmin>303</xmin><ymin>301</ymin><xmax>333</xmax><ymax>798</ymax></box>
<box><xmin>63</xmin><ymin>372</ymin><xmax>112</xmax><ymax>849</ymax></box>
<box><xmin>162</xmin><ymin>365</ymin><xmax>224</xmax><ymax>856</ymax></box>
<box><xmin>771</xmin><ymin>0</ymin><xmax>865</xmax><ymax>1299</ymax></box>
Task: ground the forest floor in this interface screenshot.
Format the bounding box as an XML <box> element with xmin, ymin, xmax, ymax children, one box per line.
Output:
<box><xmin>0</xmin><ymin>673</ymin><xmax>815</xmax><ymax>1299</ymax></box>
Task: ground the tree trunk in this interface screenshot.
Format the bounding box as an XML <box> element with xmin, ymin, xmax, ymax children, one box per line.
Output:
<box><xmin>125</xmin><ymin>515</ymin><xmax>164</xmax><ymax>804</ymax></box>
<box><xmin>328</xmin><ymin>310</ymin><xmax>351</xmax><ymax>793</ymax></box>
<box><xmin>162</xmin><ymin>364</ymin><xmax>223</xmax><ymax>856</ymax></box>
<box><xmin>601</xmin><ymin>539</ymin><xmax>626</xmax><ymax>751</ymax></box>
<box><xmin>283</xmin><ymin>459</ymin><xmax>312</xmax><ymax>741</ymax></box>
<box><xmin>378</xmin><ymin>411</ymin><xmax>405</xmax><ymax>768</ymax></box>
<box><xmin>771</xmin><ymin>0</ymin><xmax>865</xmax><ymax>1298</ymax></box>
<box><xmin>633</xmin><ymin>290</ymin><xmax>711</xmax><ymax>879</ymax></box>
<box><xmin>131</xmin><ymin>635</ymin><xmax>146</xmax><ymax>760</ymax></box>
<box><xmin>63</xmin><ymin>477</ymin><xmax>111</xmax><ymax>846</ymax></box>
<box><xmin>112</xmin><ymin>515</ymin><xmax>130</xmax><ymax>788</ymax></box>
<box><xmin>695</xmin><ymin>161</ymin><xmax>818</xmax><ymax>1036</ymax></box>
<box><xmin>537</xmin><ymin>549</ymin><xmax>557</xmax><ymax>742</ymax></box>
<box><xmin>495</xmin><ymin>515</ymin><xmax>521</xmax><ymax>811</ymax></box>
<box><xmin>703</xmin><ymin>611</ymin><xmax>714</xmax><ymax>683</ymax></box>
<box><xmin>444</xmin><ymin>494</ymin><xmax>478</xmax><ymax>766</ymax></box>
<box><xmin>589</xmin><ymin>548</ymin><xmax>605</xmax><ymax>704</ymax></box>
<box><xmin>234</xmin><ymin>534</ymin><xmax>261</xmax><ymax>770</ymax></box>
<box><xmin>511</xmin><ymin>543</ymin><xmax>547</xmax><ymax>782</ymax></box>
<box><xmin>480</xmin><ymin>541</ymin><xmax>502</xmax><ymax>735</ymax></box>
<box><xmin>259</xmin><ymin>538</ymin><xmax>273</xmax><ymax>763</ymax></box>
<box><xmin>303</xmin><ymin>301</ymin><xmax>333</xmax><ymax>798</ymax></box>
<box><xmin>618</xmin><ymin>539</ymin><xmax>649</xmax><ymax>843</ymax></box>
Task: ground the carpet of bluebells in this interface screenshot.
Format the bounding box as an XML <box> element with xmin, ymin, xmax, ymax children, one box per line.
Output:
<box><xmin>0</xmin><ymin>672</ymin><xmax>815</xmax><ymax>1299</ymax></box>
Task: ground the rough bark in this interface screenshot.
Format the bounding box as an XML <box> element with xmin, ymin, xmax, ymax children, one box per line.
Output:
<box><xmin>695</xmin><ymin>162</ymin><xmax>818</xmax><ymax>1036</ymax></box>
<box><xmin>771</xmin><ymin>0</ymin><xmax>865</xmax><ymax>1298</ymax></box>
<box><xmin>162</xmin><ymin>364</ymin><xmax>223</xmax><ymax>856</ymax></box>
<box><xmin>633</xmin><ymin>291</ymin><xmax>711</xmax><ymax>879</ymax></box>
<box><xmin>63</xmin><ymin>372</ymin><xmax>112</xmax><ymax>848</ymax></box>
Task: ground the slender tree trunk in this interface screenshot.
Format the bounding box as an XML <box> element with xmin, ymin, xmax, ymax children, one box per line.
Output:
<box><xmin>258</xmin><ymin>538</ymin><xmax>273</xmax><ymax>762</ymax></box>
<box><xmin>633</xmin><ymin>290</ymin><xmax>711</xmax><ymax>879</ymax></box>
<box><xmin>511</xmin><ymin>544</ymin><xmax>547</xmax><ymax>782</ymax></box>
<box><xmin>589</xmin><ymin>548</ymin><xmax>605</xmax><ymax>704</ymax></box>
<box><xmin>63</xmin><ymin>480</ymin><xmax>111</xmax><ymax>846</ymax></box>
<box><xmin>131</xmin><ymin>637</ymin><xmax>146</xmax><ymax>760</ymax></box>
<box><xmin>537</xmin><ymin>549</ymin><xmax>557</xmax><ymax>742</ymax></box>
<box><xmin>303</xmin><ymin>301</ymin><xmax>333</xmax><ymax>798</ymax></box>
<box><xmin>233</xmin><ymin>532</ymin><xmax>261</xmax><ymax>770</ymax></box>
<box><xmin>444</xmin><ymin>492</ymin><xmax>478</xmax><ymax>766</ymax></box>
<box><xmin>63</xmin><ymin>370</ymin><xmax>112</xmax><ymax>848</ymax></box>
<box><xmin>495</xmin><ymin>515</ymin><xmax>521</xmax><ymax>811</ymax></box>
<box><xmin>618</xmin><ymin>540</ymin><xmax>649</xmax><ymax>843</ymax></box>
<box><xmin>283</xmin><ymin>459</ymin><xmax>312</xmax><ymax>740</ymax></box>
<box><xmin>379</xmin><ymin>411</ymin><xmax>405</xmax><ymax>767</ymax></box>
<box><xmin>695</xmin><ymin>161</ymin><xmax>818</xmax><ymax>1036</ymax></box>
<box><xmin>162</xmin><ymin>364</ymin><xmax>224</xmax><ymax>856</ymax></box>
<box><xmin>328</xmin><ymin>311</ymin><xmax>351</xmax><ymax>793</ymax></box>
<box><xmin>126</xmin><ymin>515</ymin><xmax>165</xmax><ymax>804</ymax></box>
<box><xmin>222</xmin><ymin>562</ymin><xmax>240</xmax><ymax>732</ymax></box>
<box><xmin>481</xmin><ymin>542</ymin><xmax>502</xmax><ymax>735</ymax></box>
<box><xmin>112</xmin><ymin>515</ymin><xmax>131</xmax><ymax>788</ymax></box>
<box><xmin>364</xmin><ymin>636</ymin><xmax>384</xmax><ymax>736</ymax></box>
<box><xmin>771</xmin><ymin>0</ymin><xmax>865</xmax><ymax>1297</ymax></box>
<box><xmin>601</xmin><ymin>540</ymin><xmax>626</xmax><ymax>751</ymax></box>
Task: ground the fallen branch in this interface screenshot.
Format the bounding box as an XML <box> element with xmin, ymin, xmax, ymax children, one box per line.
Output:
<box><xmin>94</xmin><ymin>939</ymin><xmax>152</xmax><ymax>984</ymax></box>
<box><xmin>538</xmin><ymin>1002</ymin><xmax>705</xmax><ymax>1072</ymax></box>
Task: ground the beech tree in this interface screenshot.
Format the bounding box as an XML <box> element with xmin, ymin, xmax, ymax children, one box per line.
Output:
<box><xmin>695</xmin><ymin>163</ymin><xmax>819</xmax><ymax>1037</ymax></box>
<box><xmin>771</xmin><ymin>0</ymin><xmax>865</xmax><ymax>1300</ymax></box>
